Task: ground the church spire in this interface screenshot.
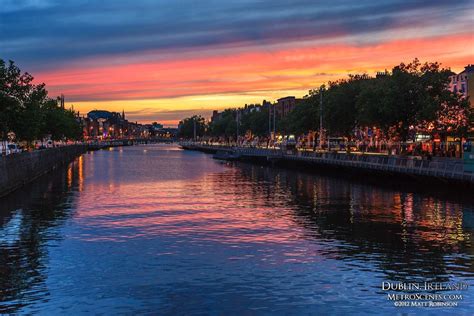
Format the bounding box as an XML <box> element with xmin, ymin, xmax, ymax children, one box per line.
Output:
<box><xmin>122</xmin><ymin>109</ymin><xmax>125</xmax><ymax>120</ymax></box>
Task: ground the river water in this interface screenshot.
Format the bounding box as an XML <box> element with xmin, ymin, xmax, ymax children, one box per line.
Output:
<box><xmin>0</xmin><ymin>144</ymin><xmax>473</xmax><ymax>315</ymax></box>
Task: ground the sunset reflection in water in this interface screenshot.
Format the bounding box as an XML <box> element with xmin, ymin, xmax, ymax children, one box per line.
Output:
<box><xmin>0</xmin><ymin>144</ymin><xmax>472</xmax><ymax>314</ymax></box>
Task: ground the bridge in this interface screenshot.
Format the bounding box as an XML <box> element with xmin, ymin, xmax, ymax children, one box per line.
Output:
<box><xmin>87</xmin><ymin>138</ymin><xmax>174</xmax><ymax>150</ymax></box>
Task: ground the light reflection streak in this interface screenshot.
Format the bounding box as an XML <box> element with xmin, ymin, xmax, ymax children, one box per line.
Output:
<box><xmin>78</xmin><ymin>155</ymin><xmax>84</xmax><ymax>192</ymax></box>
<box><xmin>66</xmin><ymin>165</ymin><xmax>73</xmax><ymax>189</ymax></box>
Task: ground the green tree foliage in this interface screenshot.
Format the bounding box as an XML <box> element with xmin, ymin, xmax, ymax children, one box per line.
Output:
<box><xmin>0</xmin><ymin>59</ymin><xmax>82</xmax><ymax>146</ymax></box>
<box><xmin>208</xmin><ymin>110</ymin><xmax>237</xmax><ymax>137</ymax></box>
<box><xmin>280</xmin><ymin>97</ymin><xmax>318</xmax><ymax>135</ymax></box>
<box><xmin>240</xmin><ymin>107</ymin><xmax>270</xmax><ymax>136</ymax></box>
<box><xmin>0</xmin><ymin>59</ymin><xmax>32</xmax><ymax>141</ymax></box>
<box><xmin>183</xmin><ymin>59</ymin><xmax>471</xmax><ymax>142</ymax></box>
<box><xmin>324</xmin><ymin>76</ymin><xmax>369</xmax><ymax>137</ymax></box>
<box><xmin>356</xmin><ymin>59</ymin><xmax>469</xmax><ymax>140</ymax></box>
<box><xmin>178</xmin><ymin>115</ymin><xmax>206</xmax><ymax>138</ymax></box>
<box><xmin>355</xmin><ymin>76</ymin><xmax>394</xmax><ymax>134</ymax></box>
<box><xmin>14</xmin><ymin>83</ymin><xmax>48</xmax><ymax>144</ymax></box>
<box><xmin>42</xmin><ymin>99</ymin><xmax>83</xmax><ymax>140</ymax></box>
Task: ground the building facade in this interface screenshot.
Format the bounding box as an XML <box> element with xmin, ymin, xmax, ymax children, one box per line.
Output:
<box><xmin>448</xmin><ymin>64</ymin><xmax>474</xmax><ymax>108</ymax></box>
<box><xmin>275</xmin><ymin>96</ymin><xmax>301</xmax><ymax>118</ymax></box>
<box><xmin>82</xmin><ymin>110</ymin><xmax>158</xmax><ymax>139</ymax></box>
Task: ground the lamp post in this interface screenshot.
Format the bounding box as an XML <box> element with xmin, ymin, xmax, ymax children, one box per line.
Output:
<box><xmin>236</xmin><ymin>110</ymin><xmax>239</xmax><ymax>144</ymax></box>
<box><xmin>268</xmin><ymin>105</ymin><xmax>271</xmax><ymax>139</ymax></box>
<box><xmin>319</xmin><ymin>85</ymin><xmax>324</xmax><ymax>150</ymax></box>
<box><xmin>273</xmin><ymin>104</ymin><xmax>276</xmax><ymax>140</ymax></box>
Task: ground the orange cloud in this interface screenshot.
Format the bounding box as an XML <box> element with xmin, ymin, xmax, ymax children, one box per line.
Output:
<box><xmin>35</xmin><ymin>32</ymin><xmax>473</xmax><ymax>125</ymax></box>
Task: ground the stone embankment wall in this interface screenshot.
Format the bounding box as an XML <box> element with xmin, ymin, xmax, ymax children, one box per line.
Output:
<box><xmin>181</xmin><ymin>143</ymin><xmax>474</xmax><ymax>186</ymax></box>
<box><xmin>0</xmin><ymin>145</ymin><xmax>86</xmax><ymax>198</ymax></box>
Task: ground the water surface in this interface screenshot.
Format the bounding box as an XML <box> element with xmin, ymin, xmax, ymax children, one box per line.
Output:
<box><xmin>0</xmin><ymin>144</ymin><xmax>473</xmax><ymax>315</ymax></box>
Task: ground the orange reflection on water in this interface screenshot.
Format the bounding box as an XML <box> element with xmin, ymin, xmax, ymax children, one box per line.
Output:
<box><xmin>69</xmin><ymin>146</ymin><xmax>472</xmax><ymax>263</ymax></box>
<box><xmin>66</xmin><ymin>155</ymin><xmax>85</xmax><ymax>192</ymax></box>
<box><xmin>78</xmin><ymin>155</ymin><xmax>84</xmax><ymax>192</ymax></box>
<box><xmin>66</xmin><ymin>165</ymin><xmax>73</xmax><ymax>189</ymax></box>
<box><xmin>73</xmin><ymin>173</ymin><xmax>305</xmax><ymax>246</ymax></box>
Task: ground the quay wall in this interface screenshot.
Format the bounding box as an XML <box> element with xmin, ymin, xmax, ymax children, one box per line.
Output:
<box><xmin>181</xmin><ymin>144</ymin><xmax>474</xmax><ymax>187</ymax></box>
<box><xmin>0</xmin><ymin>145</ymin><xmax>86</xmax><ymax>198</ymax></box>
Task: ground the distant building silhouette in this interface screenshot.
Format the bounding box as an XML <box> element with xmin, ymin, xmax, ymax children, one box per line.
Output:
<box><xmin>275</xmin><ymin>96</ymin><xmax>302</xmax><ymax>118</ymax></box>
<box><xmin>57</xmin><ymin>94</ymin><xmax>65</xmax><ymax>109</ymax></box>
<box><xmin>82</xmin><ymin>110</ymin><xmax>173</xmax><ymax>140</ymax></box>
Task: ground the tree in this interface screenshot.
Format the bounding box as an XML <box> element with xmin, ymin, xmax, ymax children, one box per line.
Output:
<box><xmin>356</xmin><ymin>59</ymin><xmax>466</xmax><ymax>141</ymax></box>
<box><xmin>179</xmin><ymin>59</ymin><xmax>470</xmax><ymax>146</ymax></box>
<box><xmin>0</xmin><ymin>60</ymin><xmax>25</xmax><ymax>144</ymax></box>
<box><xmin>324</xmin><ymin>76</ymin><xmax>368</xmax><ymax>137</ymax></box>
<box><xmin>0</xmin><ymin>59</ymin><xmax>83</xmax><ymax>148</ymax></box>
<box><xmin>42</xmin><ymin>100</ymin><xmax>82</xmax><ymax>140</ymax></box>
<box><xmin>178</xmin><ymin>115</ymin><xmax>206</xmax><ymax>138</ymax></box>
<box><xmin>280</xmin><ymin>97</ymin><xmax>318</xmax><ymax>135</ymax></box>
<box><xmin>14</xmin><ymin>83</ymin><xmax>48</xmax><ymax>145</ymax></box>
<box><xmin>240</xmin><ymin>107</ymin><xmax>270</xmax><ymax>137</ymax></box>
<box><xmin>356</xmin><ymin>76</ymin><xmax>394</xmax><ymax>135</ymax></box>
<box><xmin>208</xmin><ymin>109</ymin><xmax>237</xmax><ymax>137</ymax></box>
<box><xmin>429</xmin><ymin>99</ymin><xmax>472</xmax><ymax>138</ymax></box>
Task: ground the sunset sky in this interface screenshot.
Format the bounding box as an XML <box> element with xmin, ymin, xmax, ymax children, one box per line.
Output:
<box><xmin>1</xmin><ymin>0</ymin><xmax>473</xmax><ymax>126</ymax></box>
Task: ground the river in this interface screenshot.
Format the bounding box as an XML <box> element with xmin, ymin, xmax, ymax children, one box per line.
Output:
<box><xmin>0</xmin><ymin>144</ymin><xmax>473</xmax><ymax>315</ymax></box>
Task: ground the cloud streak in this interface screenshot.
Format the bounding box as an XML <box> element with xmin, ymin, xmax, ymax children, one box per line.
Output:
<box><xmin>36</xmin><ymin>33</ymin><xmax>473</xmax><ymax>102</ymax></box>
<box><xmin>2</xmin><ymin>0</ymin><xmax>472</xmax><ymax>68</ymax></box>
<box><xmin>1</xmin><ymin>0</ymin><xmax>472</xmax><ymax>125</ymax></box>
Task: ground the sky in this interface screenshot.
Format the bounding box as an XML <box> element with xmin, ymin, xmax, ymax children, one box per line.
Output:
<box><xmin>1</xmin><ymin>0</ymin><xmax>473</xmax><ymax>126</ymax></box>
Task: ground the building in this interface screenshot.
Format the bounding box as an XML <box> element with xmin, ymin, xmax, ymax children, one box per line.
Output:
<box><xmin>57</xmin><ymin>94</ymin><xmax>65</xmax><ymax>109</ymax></box>
<box><xmin>274</xmin><ymin>96</ymin><xmax>301</xmax><ymax>118</ymax></box>
<box><xmin>375</xmin><ymin>70</ymin><xmax>389</xmax><ymax>78</ymax></box>
<box><xmin>83</xmin><ymin>110</ymin><xmax>145</xmax><ymax>139</ymax></box>
<box><xmin>448</xmin><ymin>64</ymin><xmax>474</xmax><ymax>108</ymax></box>
<box><xmin>211</xmin><ymin>110</ymin><xmax>222</xmax><ymax>123</ymax></box>
<box><xmin>262</xmin><ymin>100</ymin><xmax>271</xmax><ymax>110</ymax></box>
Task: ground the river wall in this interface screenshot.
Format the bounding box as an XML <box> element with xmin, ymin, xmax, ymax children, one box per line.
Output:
<box><xmin>0</xmin><ymin>145</ymin><xmax>86</xmax><ymax>198</ymax></box>
<box><xmin>181</xmin><ymin>143</ymin><xmax>474</xmax><ymax>189</ymax></box>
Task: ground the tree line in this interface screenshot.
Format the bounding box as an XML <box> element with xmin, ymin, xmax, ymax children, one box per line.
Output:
<box><xmin>179</xmin><ymin>60</ymin><xmax>473</xmax><ymax>141</ymax></box>
<box><xmin>0</xmin><ymin>59</ymin><xmax>82</xmax><ymax>146</ymax></box>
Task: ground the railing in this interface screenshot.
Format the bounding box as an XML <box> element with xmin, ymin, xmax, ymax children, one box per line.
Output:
<box><xmin>180</xmin><ymin>142</ymin><xmax>474</xmax><ymax>184</ymax></box>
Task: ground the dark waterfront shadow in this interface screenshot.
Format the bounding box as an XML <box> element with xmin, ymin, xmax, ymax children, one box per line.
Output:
<box><xmin>226</xmin><ymin>162</ymin><xmax>474</xmax><ymax>283</ymax></box>
<box><xmin>264</xmin><ymin>156</ymin><xmax>474</xmax><ymax>201</ymax></box>
<box><xmin>0</xmin><ymin>157</ymin><xmax>83</xmax><ymax>314</ymax></box>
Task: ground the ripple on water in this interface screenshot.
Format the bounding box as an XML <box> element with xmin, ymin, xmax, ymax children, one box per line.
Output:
<box><xmin>0</xmin><ymin>144</ymin><xmax>473</xmax><ymax>315</ymax></box>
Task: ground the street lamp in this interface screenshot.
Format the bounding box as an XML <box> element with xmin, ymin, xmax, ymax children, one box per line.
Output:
<box><xmin>236</xmin><ymin>110</ymin><xmax>240</xmax><ymax>144</ymax></box>
<box><xmin>319</xmin><ymin>85</ymin><xmax>324</xmax><ymax>150</ymax></box>
<box><xmin>273</xmin><ymin>104</ymin><xmax>276</xmax><ymax>144</ymax></box>
<box><xmin>268</xmin><ymin>104</ymin><xmax>272</xmax><ymax>140</ymax></box>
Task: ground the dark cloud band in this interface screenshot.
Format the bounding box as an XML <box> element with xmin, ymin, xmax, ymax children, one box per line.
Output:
<box><xmin>1</xmin><ymin>0</ymin><xmax>471</xmax><ymax>70</ymax></box>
